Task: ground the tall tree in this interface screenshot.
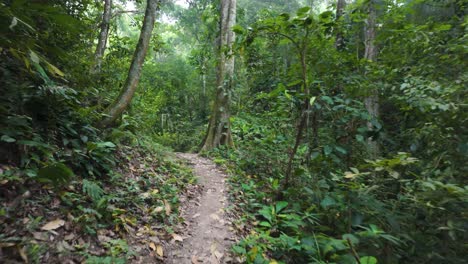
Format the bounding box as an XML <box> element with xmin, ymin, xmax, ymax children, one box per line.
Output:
<box><xmin>201</xmin><ymin>0</ymin><xmax>237</xmax><ymax>150</ymax></box>
<box><xmin>100</xmin><ymin>0</ymin><xmax>159</xmax><ymax>127</ymax></box>
<box><xmin>334</xmin><ymin>0</ymin><xmax>346</xmax><ymax>49</ymax></box>
<box><xmin>91</xmin><ymin>0</ymin><xmax>112</xmax><ymax>74</ymax></box>
<box><xmin>363</xmin><ymin>0</ymin><xmax>380</xmax><ymax>157</ymax></box>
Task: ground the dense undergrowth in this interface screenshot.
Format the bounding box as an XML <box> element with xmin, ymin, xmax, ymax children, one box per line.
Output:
<box><xmin>211</xmin><ymin>108</ymin><xmax>467</xmax><ymax>264</ymax></box>
<box><xmin>1</xmin><ymin>0</ymin><xmax>467</xmax><ymax>263</ymax></box>
<box><xmin>0</xmin><ymin>1</ymin><xmax>197</xmax><ymax>262</ymax></box>
<box><xmin>0</xmin><ymin>80</ymin><xmax>195</xmax><ymax>262</ymax></box>
<box><xmin>0</xmin><ymin>123</ymin><xmax>195</xmax><ymax>263</ymax></box>
<box><xmin>202</xmin><ymin>2</ymin><xmax>467</xmax><ymax>263</ymax></box>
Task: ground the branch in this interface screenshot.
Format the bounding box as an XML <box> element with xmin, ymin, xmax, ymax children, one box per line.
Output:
<box><xmin>346</xmin><ymin>238</ymin><xmax>361</xmax><ymax>264</ymax></box>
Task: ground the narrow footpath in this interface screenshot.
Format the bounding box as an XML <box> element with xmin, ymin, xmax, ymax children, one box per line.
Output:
<box><xmin>167</xmin><ymin>153</ymin><xmax>237</xmax><ymax>264</ymax></box>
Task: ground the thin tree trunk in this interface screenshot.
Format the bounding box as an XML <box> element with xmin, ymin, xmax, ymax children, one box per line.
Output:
<box><xmin>91</xmin><ymin>0</ymin><xmax>112</xmax><ymax>74</ymax></box>
<box><xmin>284</xmin><ymin>43</ymin><xmax>309</xmax><ymax>190</ymax></box>
<box><xmin>201</xmin><ymin>0</ymin><xmax>236</xmax><ymax>151</ymax></box>
<box><xmin>334</xmin><ymin>0</ymin><xmax>346</xmax><ymax>50</ymax></box>
<box><xmin>100</xmin><ymin>0</ymin><xmax>159</xmax><ymax>127</ymax></box>
<box><xmin>364</xmin><ymin>0</ymin><xmax>380</xmax><ymax>157</ymax></box>
<box><xmin>284</xmin><ymin>112</ymin><xmax>307</xmax><ymax>191</ymax></box>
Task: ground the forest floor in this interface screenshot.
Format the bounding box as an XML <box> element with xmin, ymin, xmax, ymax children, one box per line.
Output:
<box><xmin>0</xmin><ymin>151</ymin><xmax>240</xmax><ymax>263</ymax></box>
<box><xmin>166</xmin><ymin>153</ymin><xmax>238</xmax><ymax>264</ymax></box>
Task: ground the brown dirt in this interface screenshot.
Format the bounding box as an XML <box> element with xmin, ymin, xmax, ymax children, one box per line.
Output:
<box><xmin>166</xmin><ymin>153</ymin><xmax>238</xmax><ymax>264</ymax></box>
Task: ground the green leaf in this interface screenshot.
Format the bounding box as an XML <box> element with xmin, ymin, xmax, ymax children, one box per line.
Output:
<box><xmin>1</xmin><ymin>135</ymin><xmax>16</xmax><ymax>143</ymax></box>
<box><xmin>101</xmin><ymin>141</ymin><xmax>116</xmax><ymax>148</ymax></box>
<box><xmin>29</xmin><ymin>50</ymin><xmax>40</xmax><ymax>64</ymax></box>
<box><xmin>310</xmin><ymin>151</ymin><xmax>320</xmax><ymax>160</ymax></box>
<box><xmin>275</xmin><ymin>201</ymin><xmax>288</xmax><ymax>213</ymax></box>
<box><xmin>310</xmin><ymin>96</ymin><xmax>316</xmax><ymax>106</ymax></box>
<box><xmin>389</xmin><ymin>171</ymin><xmax>400</xmax><ymax>179</ymax></box>
<box><xmin>25</xmin><ymin>169</ymin><xmax>37</xmax><ymax>177</ymax></box>
<box><xmin>356</xmin><ymin>134</ymin><xmax>364</xmax><ymax>142</ymax></box>
<box><xmin>360</xmin><ymin>256</ymin><xmax>377</xmax><ymax>264</ymax></box>
<box><xmin>279</xmin><ymin>13</ymin><xmax>290</xmax><ymax>21</ymax></box>
<box><xmin>434</xmin><ymin>24</ymin><xmax>451</xmax><ymax>31</ymax></box>
<box><xmin>259</xmin><ymin>206</ymin><xmax>273</xmax><ymax>223</ymax></box>
<box><xmin>320</xmin><ymin>195</ymin><xmax>336</xmax><ymax>208</ymax></box>
<box><xmin>232</xmin><ymin>245</ymin><xmax>246</xmax><ymax>255</ymax></box>
<box><xmin>324</xmin><ymin>145</ymin><xmax>332</xmax><ymax>155</ymax></box>
<box><xmin>342</xmin><ymin>233</ymin><xmax>359</xmax><ymax>245</ymax></box>
<box><xmin>232</xmin><ymin>24</ymin><xmax>244</xmax><ymax>34</ymax></box>
<box><xmin>36</xmin><ymin>163</ymin><xmax>74</xmax><ymax>188</ymax></box>
<box><xmin>9</xmin><ymin>17</ymin><xmax>18</xmax><ymax>30</ymax></box>
<box><xmin>297</xmin><ymin>7</ymin><xmax>311</xmax><ymax>16</ymax></box>
<box><xmin>82</xmin><ymin>179</ymin><xmax>105</xmax><ymax>202</ymax></box>
<box><xmin>287</xmin><ymin>79</ymin><xmax>302</xmax><ymax>87</ymax></box>
<box><xmin>335</xmin><ymin>146</ymin><xmax>347</xmax><ymax>154</ymax></box>
<box><xmin>321</xmin><ymin>95</ymin><xmax>333</xmax><ymax>104</ymax></box>
<box><xmin>45</xmin><ymin>61</ymin><xmax>65</xmax><ymax>77</ymax></box>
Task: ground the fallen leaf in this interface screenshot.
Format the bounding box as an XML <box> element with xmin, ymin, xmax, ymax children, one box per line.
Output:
<box><xmin>67</xmin><ymin>213</ymin><xmax>75</xmax><ymax>221</ymax></box>
<box><xmin>156</xmin><ymin>245</ymin><xmax>163</xmax><ymax>257</ymax></box>
<box><xmin>153</xmin><ymin>206</ymin><xmax>164</xmax><ymax>213</ymax></box>
<box><xmin>32</xmin><ymin>232</ymin><xmax>48</xmax><ymax>241</ymax></box>
<box><xmin>214</xmin><ymin>250</ymin><xmax>223</xmax><ymax>260</ymax></box>
<box><xmin>64</xmin><ymin>233</ymin><xmax>75</xmax><ymax>241</ymax></box>
<box><xmin>149</xmin><ymin>242</ymin><xmax>157</xmax><ymax>251</ymax></box>
<box><xmin>18</xmin><ymin>246</ymin><xmax>28</xmax><ymax>263</ymax></box>
<box><xmin>210</xmin><ymin>214</ymin><xmax>220</xmax><ymax>220</ymax></box>
<box><xmin>98</xmin><ymin>235</ymin><xmax>111</xmax><ymax>243</ymax></box>
<box><xmin>210</xmin><ymin>243</ymin><xmax>217</xmax><ymax>253</ymax></box>
<box><xmin>172</xmin><ymin>234</ymin><xmax>183</xmax><ymax>242</ymax></box>
<box><xmin>149</xmin><ymin>236</ymin><xmax>160</xmax><ymax>244</ymax></box>
<box><xmin>164</xmin><ymin>200</ymin><xmax>171</xmax><ymax>216</ymax></box>
<box><xmin>210</xmin><ymin>255</ymin><xmax>220</xmax><ymax>264</ymax></box>
<box><xmin>140</xmin><ymin>192</ymin><xmax>151</xmax><ymax>199</ymax></box>
<box><xmin>191</xmin><ymin>255</ymin><xmax>200</xmax><ymax>264</ymax></box>
<box><xmin>41</xmin><ymin>219</ymin><xmax>65</xmax><ymax>231</ymax></box>
<box><xmin>192</xmin><ymin>213</ymin><xmax>200</xmax><ymax>218</ymax></box>
<box><xmin>0</xmin><ymin>242</ymin><xmax>16</xmax><ymax>248</ymax></box>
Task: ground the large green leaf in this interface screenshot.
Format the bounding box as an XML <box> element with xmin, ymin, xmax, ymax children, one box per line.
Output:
<box><xmin>36</xmin><ymin>163</ymin><xmax>74</xmax><ymax>188</ymax></box>
<box><xmin>320</xmin><ymin>195</ymin><xmax>336</xmax><ymax>208</ymax></box>
<box><xmin>275</xmin><ymin>201</ymin><xmax>288</xmax><ymax>213</ymax></box>
<box><xmin>360</xmin><ymin>256</ymin><xmax>377</xmax><ymax>264</ymax></box>
<box><xmin>259</xmin><ymin>206</ymin><xmax>273</xmax><ymax>223</ymax></box>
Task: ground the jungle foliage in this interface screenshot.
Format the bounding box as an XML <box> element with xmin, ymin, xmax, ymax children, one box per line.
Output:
<box><xmin>0</xmin><ymin>0</ymin><xmax>466</xmax><ymax>263</ymax></box>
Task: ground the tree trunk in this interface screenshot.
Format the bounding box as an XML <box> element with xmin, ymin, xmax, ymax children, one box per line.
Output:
<box><xmin>91</xmin><ymin>0</ymin><xmax>112</xmax><ymax>74</ymax></box>
<box><xmin>364</xmin><ymin>0</ymin><xmax>380</xmax><ymax>157</ymax></box>
<box><xmin>334</xmin><ymin>0</ymin><xmax>346</xmax><ymax>50</ymax></box>
<box><xmin>284</xmin><ymin>42</ymin><xmax>309</xmax><ymax>190</ymax></box>
<box><xmin>100</xmin><ymin>0</ymin><xmax>159</xmax><ymax>127</ymax></box>
<box><xmin>201</xmin><ymin>0</ymin><xmax>236</xmax><ymax>151</ymax></box>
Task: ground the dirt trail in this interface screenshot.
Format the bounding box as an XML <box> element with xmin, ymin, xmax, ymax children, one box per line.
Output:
<box><xmin>167</xmin><ymin>153</ymin><xmax>237</xmax><ymax>264</ymax></box>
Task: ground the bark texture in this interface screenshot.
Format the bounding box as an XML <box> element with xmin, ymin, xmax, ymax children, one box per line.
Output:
<box><xmin>364</xmin><ymin>0</ymin><xmax>380</xmax><ymax>157</ymax></box>
<box><xmin>91</xmin><ymin>0</ymin><xmax>112</xmax><ymax>74</ymax></box>
<box><xmin>334</xmin><ymin>0</ymin><xmax>346</xmax><ymax>50</ymax></box>
<box><xmin>201</xmin><ymin>0</ymin><xmax>237</xmax><ymax>151</ymax></box>
<box><xmin>100</xmin><ymin>0</ymin><xmax>159</xmax><ymax>127</ymax></box>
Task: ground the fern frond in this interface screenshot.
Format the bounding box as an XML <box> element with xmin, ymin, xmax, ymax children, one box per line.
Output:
<box><xmin>82</xmin><ymin>179</ymin><xmax>105</xmax><ymax>202</ymax></box>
